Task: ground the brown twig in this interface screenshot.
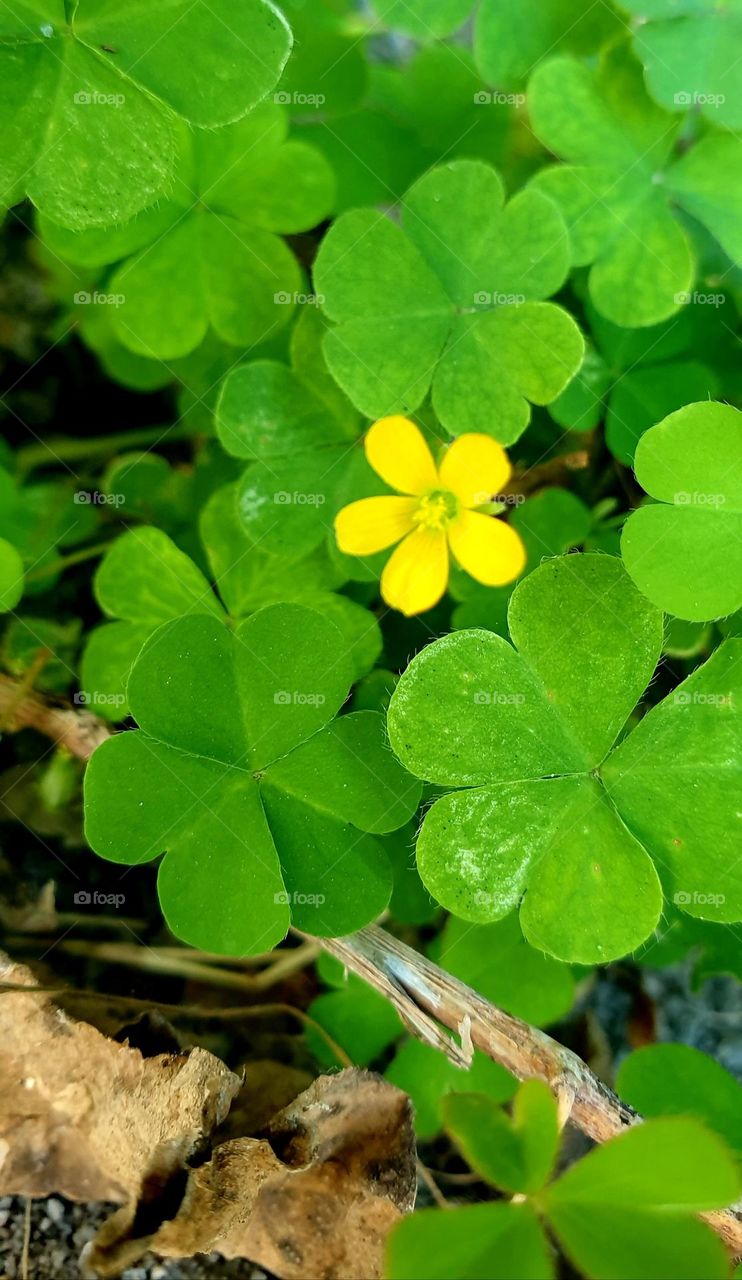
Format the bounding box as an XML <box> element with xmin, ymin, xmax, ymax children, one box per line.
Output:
<box><xmin>313</xmin><ymin>926</ymin><xmax>742</xmax><ymax>1257</ymax></box>
<box><xmin>3</xmin><ymin>677</ymin><xmax>742</xmax><ymax>1255</ymax></box>
<box><xmin>507</xmin><ymin>446</ymin><xmax>592</xmax><ymax>498</ymax></box>
<box><xmin>0</xmin><ymin>672</ymin><xmax>110</xmax><ymax>757</ymax></box>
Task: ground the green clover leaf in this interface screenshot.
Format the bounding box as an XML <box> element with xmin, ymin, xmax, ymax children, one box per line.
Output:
<box><xmin>474</xmin><ymin>0</ymin><xmax>622</xmax><ymax>89</ymax></box>
<box><xmin>386</xmin><ymin>1041</ymin><xmax>516</xmax><ymax>1140</ymax></box>
<box><xmin>617</xmin><ymin>1043</ymin><xmax>742</xmax><ymax>1163</ymax></box>
<box><xmin>623</xmin><ymin>0</ymin><xmax>742</xmax><ymax>132</ymax></box>
<box><xmin>550</xmin><ymin>302</ymin><xmax>721</xmax><ymax>463</ymax></box>
<box><xmin>84</xmin><ymin>607</ymin><xmax>421</xmax><ymax>954</ymax></box>
<box><xmin>529</xmin><ymin>42</ymin><xmax>742</xmax><ymax>326</ymax></box>
<box><xmin>452</xmin><ymin>488</ymin><xmax>592</xmax><ymax>634</ymax></box>
<box><xmin>40</xmin><ymin>104</ymin><xmax>335</xmax><ymax>358</ymax></box>
<box><xmin>0</xmin><ymin>538</ymin><xmax>24</xmax><ymax>614</ymax></box>
<box><xmin>82</xmin><ymin>503</ymin><xmax>382</xmax><ymax>718</ymax></box>
<box><xmin>543</xmin><ymin>1117</ymin><xmax>739</xmax><ymax>1280</ymax></box>
<box><xmin>0</xmin><ymin>0</ymin><xmax>291</xmax><ymax>229</ymax></box>
<box><xmin>388</xmin><ymin>1090</ymin><xmax>740</xmax><ymax>1280</ymax></box>
<box><xmin>388</xmin><ymin>553</ymin><xmax>742</xmax><ymax>963</ymax></box>
<box><xmin>621</xmin><ymin>401</ymin><xmax>742</xmax><ymax>620</ymax></box>
<box><xmin>314</xmin><ymin>158</ymin><xmax>584</xmax><ymax>443</ymax></box>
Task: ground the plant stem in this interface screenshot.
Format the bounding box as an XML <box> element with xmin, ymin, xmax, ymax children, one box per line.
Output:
<box><xmin>16</xmin><ymin>422</ymin><xmax>194</xmax><ymax>475</ymax></box>
<box><xmin>24</xmin><ymin>540</ymin><xmax>114</xmax><ymax>583</ymax></box>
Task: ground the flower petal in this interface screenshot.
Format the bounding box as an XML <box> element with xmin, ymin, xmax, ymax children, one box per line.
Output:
<box><xmin>365</xmin><ymin>416</ymin><xmax>438</xmax><ymax>495</ymax></box>
<box><xmin>381</xmin><ymin>527</ymin><xmax>449</xmax><ymax>616</ymax></box>
<box><xmin>335</xmin><ymin>496</ymin><xmax>417</xmax><ymax>555</ymax></box>
<box><xmin>439</xmin><ymin>433</ymin><xmax>512</xmax><ymax>509</ymax></box>
<box><xmin>448</xmin><ymin>510</ymin><xmax>526</xmax><ymax>586</ymax></box>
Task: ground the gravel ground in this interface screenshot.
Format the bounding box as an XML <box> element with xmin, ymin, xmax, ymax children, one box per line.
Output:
<box><xmin>0</xmin><ymin>1197</ymin><xmax>269</xmax><ymax>1280</ymax></box>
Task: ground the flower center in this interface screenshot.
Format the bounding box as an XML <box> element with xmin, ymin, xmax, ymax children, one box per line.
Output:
<box><xmin>412</xmin><ymin>488</ymin><xmax>460</xmax><ymax>532</ymax></box>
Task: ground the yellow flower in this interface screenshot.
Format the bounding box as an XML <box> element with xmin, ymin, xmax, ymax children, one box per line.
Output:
<box><xmin>335</xmin><ymin>416</ymin><xmax>526</xmax><ymax>616</ymax></box>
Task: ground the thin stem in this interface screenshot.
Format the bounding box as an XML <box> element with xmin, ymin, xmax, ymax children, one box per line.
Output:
<box><xmin>24</xmin><ymin>540</ymin><xmax>115</xmax><ymax>583</ymax></box>
<box><xmin>17</xmin><ymin>422</ymin><xmax>194</xmax><ymax>475</ymax></box>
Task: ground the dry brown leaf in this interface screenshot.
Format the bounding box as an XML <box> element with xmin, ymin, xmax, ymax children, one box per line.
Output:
<box><xmin>0</xmin><ymin>953</ymin><xmax>240</xmax><ymax>1203</ymax></box>
<box><xmin>87</xmin><ymin>1069</ymin><xmax>417</xmax><ymax>1280</ymax></box>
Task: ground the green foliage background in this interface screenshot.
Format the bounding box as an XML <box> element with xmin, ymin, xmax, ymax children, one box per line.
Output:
<box><xmin>1</xmin><ymin>2</ymin><xmax>741</xmax><ymax>1277</ymax></box>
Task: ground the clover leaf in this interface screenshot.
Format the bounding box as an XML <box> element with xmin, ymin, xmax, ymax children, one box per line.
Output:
<box><xmin>617</xmin><ymin>1044</ymin><xmax>742</xmax><ymax>1163</ymax></box>
<box><xmin>388</xmin><ymin>553</ymin><xmax>742</xmax><ymax>963</ymax></box>
<box><xmin>314</xmin><ymin>159</ymin><xmax>584</xmax><ymax>443</ymax></box>
<box><xmin>623</xmin><ymin>0</ymin><xmax>742</xmax><ymax>132</ymax></box>
<box><xmin>550</xmin><ymin>303</ymin><xmax>721</xmax><ymax>463</ymax></box>
<box><xmin>216</xmin><ymin>355</ymin><xmax>361</xmax><ymax>558</ymax></box>
<box><xmin>0</xmin><ymin>0</ymin><xmax>291</xmax><ymax>229</ymax></box>
<box><xmin>386</xmin><ymin>1041</ymin><xmax>516</xmax><ymax>1140</ymax></box>
<box><xmin>85</xmin><ymin>607</ymin><xmax>421</xmax><ymax>954</ymax></box>
<box><xmin>474</xmin><ymin>0</ymin><xmax>622</xmax><ymax>89</ymax></box>
<box><xmin>387</xmin><ymin>1085</ymin><xmax>740</xmax><ymax>1280</ymax></box>
<box><xmin>0</xmin><ymin>539</ymin><xmax>24</xmax><ymax>614</ymax></box>
<box><xmin>41</xmin><ymin>104</ymin><xmax>335</xmax><ymax>358</ymax></box>
<box><xmin>83</xmin><ymin>504</ymin><xmax>382</xmax><ymax>717</ymax></box>
<box><xmin>621</xmin><ymin>401</ymin><xmax>742</xmax><ymax>620</ymax></box>
<box><xmin>529</xmin><ymin>42</ymin><xmax>742</xmax><ymax>326</ymax></box>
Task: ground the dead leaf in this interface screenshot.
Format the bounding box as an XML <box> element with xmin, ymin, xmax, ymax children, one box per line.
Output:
<box><xmin>87</xmin><ymin>1069</ymin><xmax>417</xmax><ymax>1280</ymax></box>
<box><xmin>0</xmin><ymin>953</ymin><xmax>240</xmax><ymax>1203</ymax></box>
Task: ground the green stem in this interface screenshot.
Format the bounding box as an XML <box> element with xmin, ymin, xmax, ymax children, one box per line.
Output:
<box><xmin>17</xmin><ymin>422</ymin><xmax>194</xmax><ymax>475</ymax></box>
<box><xmin>24</xmin><ymin>540</ymin><xmax>114</xmax><ymax>583</ymax></box>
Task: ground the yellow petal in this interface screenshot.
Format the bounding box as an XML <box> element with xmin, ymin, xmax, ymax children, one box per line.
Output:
<box><xmin>365</xmin><ymin>415</ymin><xmax>438</xmax><ymax>495</ymax></box>
<box><xmin>439</xmin><ymin>433</ymin><xmax>512</xmax><ymax>509</ymax></box>
<box><xmin>335</xmin><ymin>496</ymin><xmax>417</xmax><ymax>555</ymax></box>
<box><xmin>448</xmin><ymin>510</ymin><xmax>526</xmax><ymax>586</ymax></box>
<box><xmin>381</xmin><ymin>527</ymin><xmax>449</xmax><ymax>616</ymax></box>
